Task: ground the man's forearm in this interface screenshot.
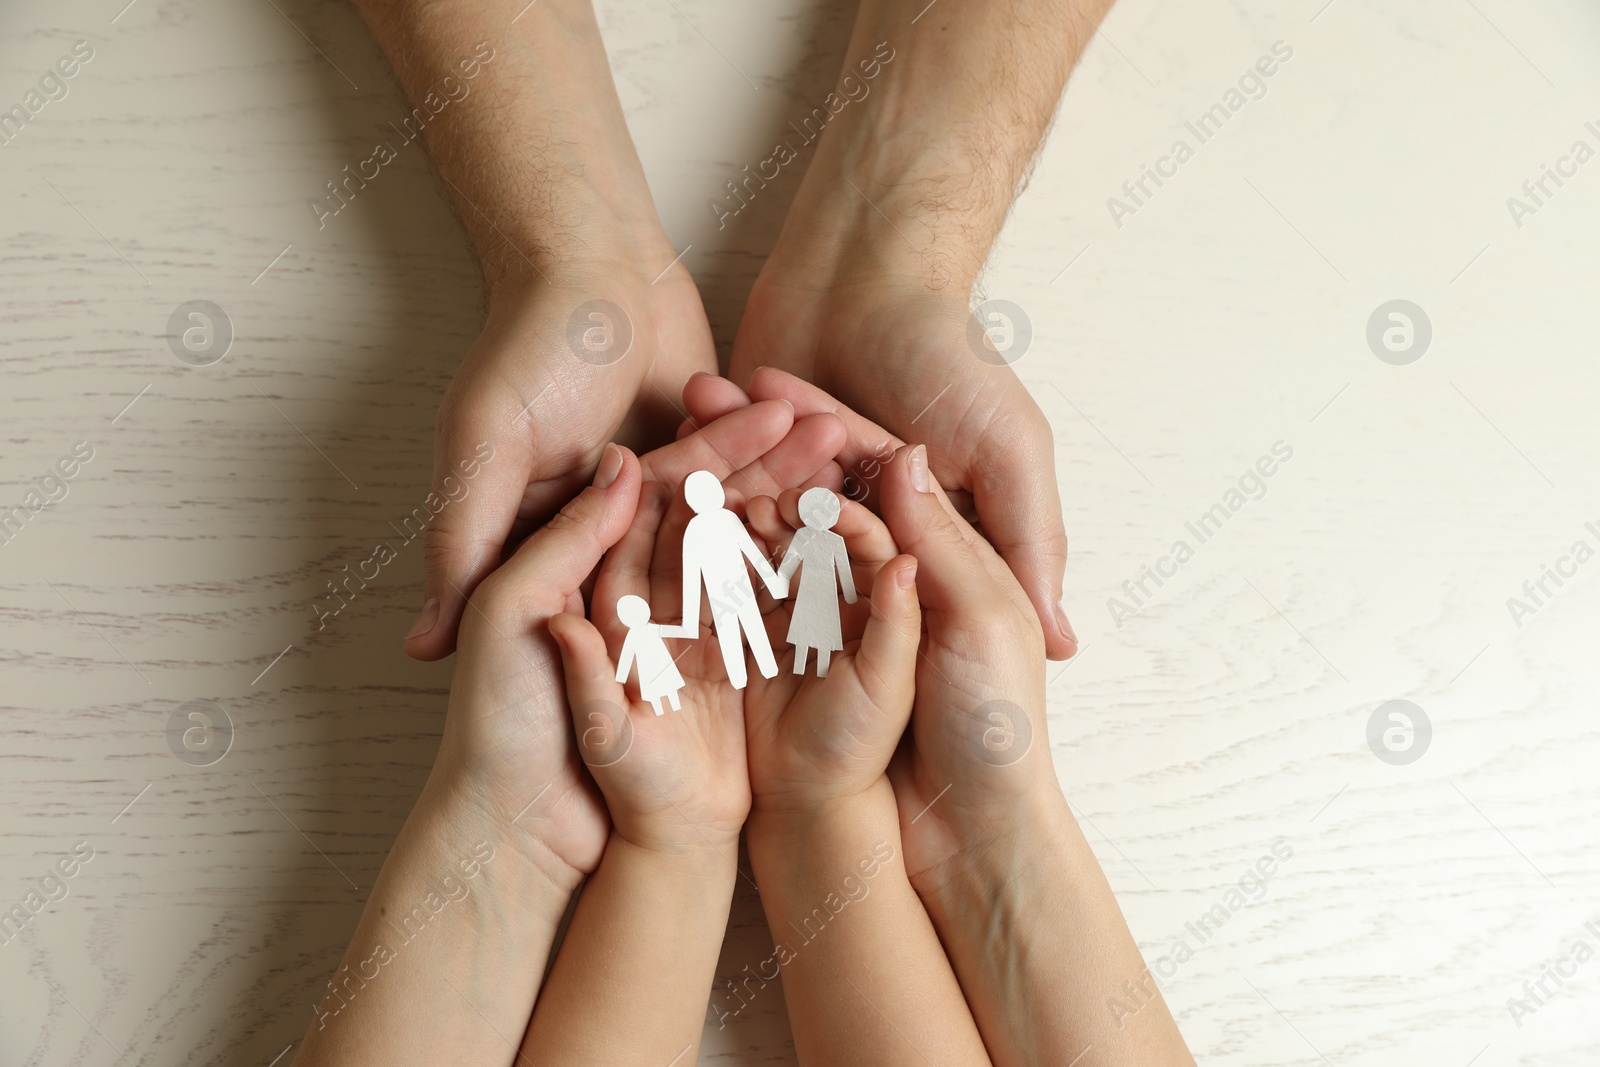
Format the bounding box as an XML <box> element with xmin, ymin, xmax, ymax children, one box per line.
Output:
<box><xmin>914</xmin><ymin>791</ymin><xmax>1195</xmax><ymax>1067</ymax></box>
<box><xmin>778</xmin><ymin>0</ymin><xmax>1113</xmax><ymax>288</ymax></box>
<box><xmin>746</xmin><ymin>786</ymin><xmax>992</xmax><ymax>1066</ymax></box>
<box><xmin>349</xmin><ymin>0</ymin><xmax>666</xmax><ymax>289</ymax></box>
<box><xmin>293</xmin><ymin>774</ymin><xmax>581</xmax><ymax>1067</ymax></box>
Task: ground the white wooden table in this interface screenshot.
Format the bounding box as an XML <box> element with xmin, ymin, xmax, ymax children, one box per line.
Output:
<box><xmin>4</xmin><ymin>1</ymin><xmax>1598</xmax><ymax>1064</ymax></box>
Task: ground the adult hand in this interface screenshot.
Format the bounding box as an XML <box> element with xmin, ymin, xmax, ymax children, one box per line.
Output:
<box><xmin>409</xmin><ymin>258</ymin><xmax>715</xmax><ymax>661</ymax></box>
<box><xmin>684</xmin><ymin>367</ymin><xmax>1074</xmax><ymax>660</ymax></box>
<box><xmin>732</xmin><ymin>276</ymin><xmax>1072</xmax><ymax>657</ymax></box>
<box><xmin>439</xmin><ymin>398</ymin><xmax>843</xmax><ymax>881</ymax></box>
<box><xmin>713</xmin><ymin>0</ymin><xmax>1111</xmax><ymax>661</ymax></box>
<box><xmin>872</xmin><ymin>440</ymin><xmax>1194</xmax><ymax>1066</ymax></box>
<box><xmin>347</xmin><ymin>0</ymin><xmax>725</xmax><ymax>660</ymax></box>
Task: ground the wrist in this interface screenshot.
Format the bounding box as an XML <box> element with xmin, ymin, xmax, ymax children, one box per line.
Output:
<box><xmin>480</xmin><ymin>222</ymin><xmax>679</xmax><ymax>308</ymax></box>
<box><xmin>766</xmin><ymin>69</ymin><xmax>1017</xmax><ymax>293</ymax></box>
<box><xmin>765</xmin><ymin>146</ymin><xmax>994</xmax><ymax>296</ymax></box>
<box><xmin>415</xmin><ymin>765</ymin><xmax>586</xmax><ymax>904</ymax></box>
<box><xmin>747</xmin><ymin>782</ymin><xmax>898</xmax><ymax>872</ymax></box>
<box><xmin>605</xmin><ymin>828</ymin><xmax>741</xmax><ymax>885</ymax></box>
<box><xmin>911</xmin><ymin>782</ymin><xmax>1074</xmax><ymax>902</ymax></box>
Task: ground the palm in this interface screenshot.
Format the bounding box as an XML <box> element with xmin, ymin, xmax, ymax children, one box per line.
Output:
<box><xmin>740</xmin><ymin>491</ymin><xmax>908</xmax><ymax>812</ymax></box>
<box><xmin>732</xmin><ymin>274</ymin><xmax>1004</xmax><ymax>519</ymax></box>
<box><xmin>446</xmin><ymin>261</ymin><xmax>717</xmax><ymax>545</ymax></box>
<box><xmin>445</xmin><ymin>582</ymin><xmax>613</xmax><ymax>878</ymax></box>
<box><xmin>584</xmin><ymin>483</ymin><xmax>752</xmax><ymax>846</ymax></box>
<box><xmin>569</xmin><ymin>406</ymin><xmax>850</xmax><ymax>846</ymax></box>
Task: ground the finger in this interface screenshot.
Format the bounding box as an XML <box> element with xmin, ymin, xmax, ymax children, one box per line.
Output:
<box><xmin>798</xmin><ymin>460</ymin><xmax>847</xmax><ymax>494</ymax></box>
<box><xmin>593</xmin><ymin>480</ymin><xmax>671</xmax><ymax>648</ymax></box>
<box><xmin>748</xmin><ymin>368</ymin><xmax>976</xmax><ymax>539</ymax></box>
<box><xmin>466</xmin><ymin>445</ymin><xmax>642</xmax><ymax>623</ymax></box>
<box><xmin>723</xmin><ymin>412</ymin><xmax>846</xmax><ymax>502</ymax></box>
<box><xmin>746</xmin><ymin>495</ymin><xmax>795</xmax><ymax>554</ymax></box>
<box><xmin>643</xmin><ymin>399</ymin><xmax>792</xmax><ymax>486</ymax></box>
<box><xmin>683</xmin><ymin>372</ymin><xmax>752</xmax><ymax>424</ymax></box>
<box><xmin>877</xmin><ymin>443</ymin><xmax>1031</xmax><ymax>629</ymax></box>
<box><xmin>407</xmin><ymin>417</ymin><xmax>537</xmax><ymax>661</ymax></box>
<box><xmin>972</xmin><ymin>423</ymin><xmax>1075</xmax><ymax>659</ymax></box>
<box><xmin>548</xmin><ymin>613</ymin><xmax>634</xmax><ymax>772</ymax></box>
<box><xmin>747</xmin><ymin>368</ymin><xmax>901</xmax><ymax>494</ymax></box>
<box><xmin>848</xmin><ymin>555</ymin><xmax>921</xmax><ymax>724</ymax></box>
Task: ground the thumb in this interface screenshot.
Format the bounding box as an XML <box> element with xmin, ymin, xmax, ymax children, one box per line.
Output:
<box><xmin>878</xmin><ymin>444</ymin><xmax>1009</xmax><ymax>624</ymax></box>
<box><xmin>971</xmin><ymin>422</ymin><xmax>1074</xmax><ymax>659</ymax></box>
<box><xmin>475</xmin><ymin>444</ymin><xmax>642</xmax><ymax>613</ymax></box>
<box><xmin>848</xmin><ymin>554</ymin><xmax>921</xmax><ymax>724</ymax></box>
<box><xmin>405</xmin><ymin>419</ymin><xmax>531</xmax><ymax>661</ymax></box>
<box><xmin>549</xmin><ymin>612</ymin><xmax>634</xmax><ymax>774</ymax></box>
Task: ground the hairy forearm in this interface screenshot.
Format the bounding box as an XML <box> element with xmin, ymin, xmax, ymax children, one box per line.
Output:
<box><xmin>293</xmin><ymin>773</ymin><xmax>580</xmax><ymax>1067</ymax></box>
<box><xmin>915</xmin><ymin>792</ymin><xmax>1194</xmax><ymax>1067</ymax></box>
<box><xmin>519</xmin><ymin>832</ymin><xmax>738</xmax><ymax>1064</ymax></box>
<box><xmin>349</xmin><ymin>0</ymin><xmax>665</xmax><ymax>288</ymax></box>
<box><xmin>747</xmin><ymin>784</ymin><xmax>991</xmax><ymax>1066</ymax></box>
<box><xmin>778</xmin><ymin>0</ymin><xmax>1112</xmax><ymax>288</ymax></box>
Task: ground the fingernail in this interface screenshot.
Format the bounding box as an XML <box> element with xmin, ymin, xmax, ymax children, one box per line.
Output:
<box><xmin>1055</xmin><ymin>602</ymin><xmax>1076</xmax><ymax>644</ymax></box>
<box><xmin>778</xmin><ymin>398</ymin><xmax>794</xmax><ymax>414</ymax></box>
<box><xmin>688</xmin><ymin>371</ymin><xmax>713</xmax><ymax>382</ymax></box>
<box><xmin>909</xmin><ymin>444</ymin><xmax>930</xmax><ymax>493</ymax></box>
<box><xmin>406</xmin><ymin>597</ymin><xmax>439</xmax><ymax>641</ymax></box>
<box><xmin>593</xmin><ymin>443</ymin><xmax>622</xmax><ymax>489</ymax></box>
<box><xmin>897</xmin><ymin>558</ymin><xmax>918</xmax><ymax>589</ymax></box>
<box><xmin>753</xmin><ymin>365</ymin><xmax>770</xmax><ymax>374</ymax></box>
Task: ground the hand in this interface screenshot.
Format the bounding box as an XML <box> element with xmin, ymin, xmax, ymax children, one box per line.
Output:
<box><xmin>407</xmin><ymin>250</ymin><xmax>717</xmax><ymax>662</ymax></box>
<box><xmin>741</xmin><ymin>490</ymin><xmax>921</xmax><ymax>815</ymax></box>
<box><xmin>437</xmin><ymin>399</ymin><xmax>844</xmax><ymax>879</ymax></box>
<box><xmin>732</xmin><ymin>273</ymin><xmax>1075</xmax><ymax>660</ymax></box>
<box><xmin>546</xmin><ymin>480</ymin><xmax>751</xmax><ymax>853</ymax></box>
<box><xmin>540</xmin><ymin>401</ymin><xmax>851</xmax><ymax>851</ymax></box>
<box><xmin>433</xmin><ymin>443</ymin><xmax>642</xmax><ymax>893</ymax></box>
<box><xmin>870</xmin><ymin>441</ymin><xmax>1061</xmax><ymax>887</ymax></box>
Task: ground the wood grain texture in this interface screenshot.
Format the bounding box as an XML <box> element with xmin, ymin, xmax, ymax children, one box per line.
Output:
<box><xmin>3</xmin><ymin>0</ymin><xmax>1598</xmax><ymax>1064</ymax></box>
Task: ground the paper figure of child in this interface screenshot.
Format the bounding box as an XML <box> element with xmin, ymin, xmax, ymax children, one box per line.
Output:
<box><xmin>777</xmin><ymin>487</ymin><xmax>856</xmax><ymax>678</ymax></box>
<box><xmin>614</xmin><ymin>594</ymin><xmax>685</xmax><ymax>715</ymax></box>
<box><xmin>677</xmin><ymin>470</ymin><xmax>789</xmax><ymax>689</ymax></box>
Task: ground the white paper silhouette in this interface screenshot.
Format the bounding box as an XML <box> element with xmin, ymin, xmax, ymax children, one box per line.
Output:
<box><xmin>676</xmin><ymin>470</ymin><xmax>788</xmax><ymax>689</ymax></box>
<box><xmin>777</xmin><ymin>487</ymin><xmax>856</xmax><ymax>677</ymax></box>
<box><xmin>614</xmin><ymin>594</ymin><xmax>685</xmax><ymax>715</ymax></box>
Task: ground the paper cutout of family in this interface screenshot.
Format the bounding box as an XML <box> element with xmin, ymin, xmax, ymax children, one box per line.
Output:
<box><xmin>613</xmin><ymin>594</ymin><xmax>684</xmax><ymax>715</ymax></box>
<box><xmin>611</xmin><ymin>472</ymin><xmax>857</xmax><ymax>706</ymax></box>
<box><xmin>778</xmin><ymin>486</ymin><xmax>857</xmax><ymax>678</ymax></box>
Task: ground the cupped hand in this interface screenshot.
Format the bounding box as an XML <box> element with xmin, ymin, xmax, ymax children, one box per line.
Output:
<box><xmin>729</xmin><ymin>272</ymin><xmax>1075</xmax><ymax>660</ymax></box>
<box><xmin>434</xmin><ymin>399</ymin><xmax>846</xmax><ymax>877</ymax></box>
<box><xmin>740</xmin><ymin>490</ymin><xmax>921</xmax><ymax>815</ymax></box>
<box><xmin>407</xmin><ymin>250</ymin><xmax>717</xmax><ymax>662</ymax></box>
<box><xmin>436</xmin><ymin>444</ymin><xmax>644</xmax><ymax>887</ymax></box>
<box><xmin>872</xmin><ymin>442</ymin><xmax>1063</xmax><ymax>889</ymax></box>
<box><xmin>546</xmin><ymin>479</ymin><xmax>751</xmax><ymax>853</ymax></box>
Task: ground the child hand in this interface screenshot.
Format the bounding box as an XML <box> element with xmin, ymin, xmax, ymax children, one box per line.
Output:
<box><xmin>546</xmin><ymin>481</ymin><xmax>754</xmax><ymax>854</ymax></box>
<box><xmin>741</xmin><ymin>490</ymin><xmax>922</xmax><ymax>815</ymax></box>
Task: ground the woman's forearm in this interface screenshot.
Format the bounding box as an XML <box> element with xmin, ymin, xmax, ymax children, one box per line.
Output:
<box><xmin>913</xmin><ymin>790</ymin><xmax>1195</xmax><ymax>1067</ymax></box>
<box><xmin>293</xmin><ymin>771</ymin><xmax>582</xmax><ymax>1067</ymax></box>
